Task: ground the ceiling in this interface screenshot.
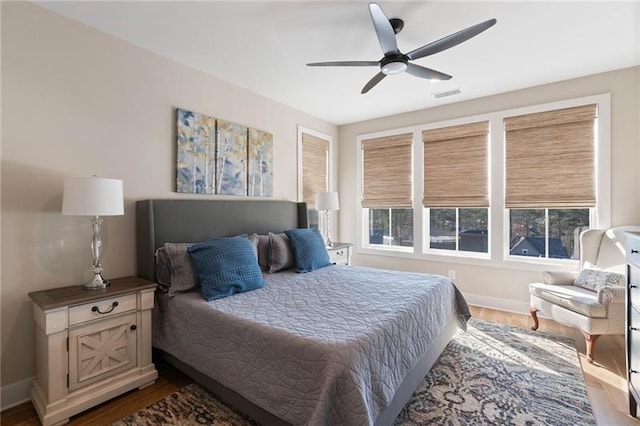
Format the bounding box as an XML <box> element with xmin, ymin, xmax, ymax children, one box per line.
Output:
<box><xmin>35</xmin><ymin>1</ymin><xmax>640</xmax><ymax>125</ymax></box>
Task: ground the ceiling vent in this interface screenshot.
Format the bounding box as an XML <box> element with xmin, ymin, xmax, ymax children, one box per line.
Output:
<box><xmin>432</xmin><ymin>88</ymin><xmax>461</xmax><ymax>99</ymax></box>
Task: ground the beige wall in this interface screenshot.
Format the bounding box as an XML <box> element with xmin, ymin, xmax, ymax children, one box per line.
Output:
<box><xmin>0</xmin><ymin>2</ymin><xmax>337</xmax><ymax>392</ymax></box>
<box><xmin>339</xmin><ymin>66</ymin><xmax>640</xmax><ymax>314</ymax></box>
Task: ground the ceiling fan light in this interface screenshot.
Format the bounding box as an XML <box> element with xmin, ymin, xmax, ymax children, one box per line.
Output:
<box><xmin>381</xmin><ymin>61</ymin><xmax>407</xmax><ymax>75</ymax></box>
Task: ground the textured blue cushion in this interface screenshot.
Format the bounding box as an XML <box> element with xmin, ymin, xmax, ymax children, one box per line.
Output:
<box><xmin>187</xmin><ymin>236</ymin><xmax>264</xmax><ymax>301</ymax></box>
<box><xmin>284</xmin><ymin>228</ymin><xmax>331</xmax><ymax>273</ymax></box>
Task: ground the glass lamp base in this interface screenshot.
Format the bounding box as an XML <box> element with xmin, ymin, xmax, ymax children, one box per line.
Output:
<box><xmin>84</xmin><ymin>273</ymin><xmax>110</xmax><ymax>290</ymax></box>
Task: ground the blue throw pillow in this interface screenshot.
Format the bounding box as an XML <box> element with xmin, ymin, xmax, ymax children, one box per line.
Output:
<box><xmin>284</xmin><ymin>228</ymin><xmax>331</xmax><ymax>273</ymax></box>
<box><xmin>187</xmin><ymin>236</ymin><xmax>264</xmax><ymax>301</ymax></box>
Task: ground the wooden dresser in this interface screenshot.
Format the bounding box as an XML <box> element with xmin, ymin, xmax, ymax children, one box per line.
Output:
<box><xmin>28</xmin><ymin>276</ymin><xmax>158</xmax><ymax>426</ymax></box>
<box><xmin>627</xmin><ymin>232</ymin><xmax>640</xmax><ymax>417</ymax></box>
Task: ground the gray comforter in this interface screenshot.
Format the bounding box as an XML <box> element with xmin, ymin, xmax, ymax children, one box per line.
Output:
<box><xmin>153</xmin><ymin>265</ymin><xmax>470</xmax><ymax>425</ymax></box>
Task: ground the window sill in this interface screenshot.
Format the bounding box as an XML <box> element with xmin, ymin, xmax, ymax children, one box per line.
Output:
<box><xmin>356</xmin><ymin>246</ymin><xmax>580</xmax><ymax>273</ymax></box>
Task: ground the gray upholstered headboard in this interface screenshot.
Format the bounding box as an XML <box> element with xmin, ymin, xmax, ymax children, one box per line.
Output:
<box><xmin>136</xmin><ymin>199</ymin><xmax>308</xmax><ymax>281</ymax></box>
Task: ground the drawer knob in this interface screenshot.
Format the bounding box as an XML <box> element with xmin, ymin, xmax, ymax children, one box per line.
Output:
<box><xmin>633</xmin><ymin>249</ymin><xmax>639</xmax><ymax>254</ymax></box>
<box><xmin>632</xmin><ymin>369</ymin><xmax>639</xmax><ymax>375</ymax></box>
<box><xmin>130</xmin><ymin>324</ymin><xmax>137</xmax><ymax>331</ymax></box>
<box><xmin>91</xmin><ymin>301</ymin><xmax>119</xmax><ymax>314</ymax></box>
<box><xmin>631</xmin><ymin>326</ymin><xmax>640</xmax><ymax>332</ymax></box>
<box><xmin>631</xmin><ymin>285</ymin><xmax>638</xmax><ymax>289</ymax></box>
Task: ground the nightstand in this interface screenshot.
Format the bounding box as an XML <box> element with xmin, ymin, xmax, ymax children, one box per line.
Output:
<box><xmin>327</xmin><ymin>242</ymin><xmax>353</xmax><ymax>265</ymax></box>
<box><xmin>28</xmin><ymin>276</ymin><xmax>158</xmax><ymax>426</ymax></box>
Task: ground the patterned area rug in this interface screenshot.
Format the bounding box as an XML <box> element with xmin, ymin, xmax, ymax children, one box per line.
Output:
<box><xmin>113</xmin><ymin>319</ymin><xmax>595</xmax><ymax>426</ymax></box>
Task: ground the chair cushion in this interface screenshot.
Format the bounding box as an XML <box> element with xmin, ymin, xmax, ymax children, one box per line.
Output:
<box><xmin>529</xmin><ymin>282</ymin><xmax>607</xmax><ymax>318</ymax></box>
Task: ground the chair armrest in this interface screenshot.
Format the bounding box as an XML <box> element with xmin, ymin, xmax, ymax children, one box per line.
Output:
<box><xmin>598</xmin><ymin>285</ymin><xmax>626</xmax><ymax>304</ymax></box>
<box><xmin>542</xmin><ymin>271</ymin><xmax>578</xmax><ymax>285</ymax></box>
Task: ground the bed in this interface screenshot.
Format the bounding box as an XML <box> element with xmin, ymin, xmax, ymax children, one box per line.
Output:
<box><xmin>136</xmin><ymin>199</ymin><xmax>470</xmax><ymax>426</ymax></box>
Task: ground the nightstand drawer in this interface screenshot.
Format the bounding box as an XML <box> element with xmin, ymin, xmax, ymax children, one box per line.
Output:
<box><xmin>326</xmin><ymin>242</ymin><xmax>353</xmax><ymax>266</ymax></box>
<box><xmin>69</xmin><ymin>293</ymin><xmax>137</xmax><ymax>326</ymax></box>
<box><xmin>329</xmin><ymin>249</ymin><xmax>348</xmax><ymax>264</ymax></box>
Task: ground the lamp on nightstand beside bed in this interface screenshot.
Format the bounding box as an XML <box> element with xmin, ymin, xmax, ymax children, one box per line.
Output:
<box><xmin>62</xmin><ymin>176</ymin><xmax>124</xmax><ymax>289</ymax></box>
<box><xmin>316</xmin><ymin>191</ymin><xmax>339</xmax><ymax>248</ymax></box>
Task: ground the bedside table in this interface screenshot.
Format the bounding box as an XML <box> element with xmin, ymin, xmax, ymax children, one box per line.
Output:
<box><xmin>327</xmin><ymin>242</ymin><xmax>353</xmax><ymax>265</ymax></box>
<box><xmin>28</xmin><ymin>276</ymin><xmax>158</xmax><ymax>426</ymax></box>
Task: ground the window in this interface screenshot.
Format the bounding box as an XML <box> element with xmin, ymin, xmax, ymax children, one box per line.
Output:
<box><xmin>369</xmin><ymin>208</ymin><xmax>414</xmax><ymax>246</ymax></box>
<box><xmin>505</xmin><ymin>104</ymin><xmax>597</xmax><ymax>260</ymax></box>
<box><xmin>356</xmin><ymin>95</ymin><xmax>608</xmax><ymax>266</ymax></box>
<box><xmin>509</xmin><ymin>209</ymin><xmax>589</xmax><ymax>259</ymax></box>
<box><xmin>299</xmin><ymin>128</ymin><xmax>330</xmax><ymax>230</ymax></box>
<box><xmin>361</xmin><ymin>133</ymin><xmax>413</xmax><ymax>248</ymax></box>
<box><xmin>430</xmin><ymin>208</ymin><xmax>488</xmax><ymax>253</ymax></box>
<box><xmin>423</xmin><ymin>121</ymin><xmax>490</xmax><ymax>254</ymax></box>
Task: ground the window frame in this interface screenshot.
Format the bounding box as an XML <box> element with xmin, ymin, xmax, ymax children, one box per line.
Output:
<box><xmin>355</xmin><ymin>94</ymin><xmax>611</xmax><ymax>270</ymax></box>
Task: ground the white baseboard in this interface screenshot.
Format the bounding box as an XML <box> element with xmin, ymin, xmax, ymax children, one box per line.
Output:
<box><xmin>1</xmin><ymin>376</ymin><xmax>33</xmax><ymax>411</ymax></box>
<box><xmin>464</xmin><ymin>292</ymin><xmax>531</xmax><ymax>316</ymax></box>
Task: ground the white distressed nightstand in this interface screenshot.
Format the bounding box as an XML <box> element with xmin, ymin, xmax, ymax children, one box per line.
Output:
<box><xmin>327</xmin><ymin>242</ymin><xmax>353</xmax><ymax>265</ymax></box>
<box><xmin>28</xmin><ymin>276</ymin><xmax>158</xmax><ymax>426</ymax></box>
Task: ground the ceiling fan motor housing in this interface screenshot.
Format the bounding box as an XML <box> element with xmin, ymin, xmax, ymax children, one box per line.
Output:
<box><xmin>380</xmin><ymin>53</ymin><xmax>409</xmax><ymax>75</ymax></box>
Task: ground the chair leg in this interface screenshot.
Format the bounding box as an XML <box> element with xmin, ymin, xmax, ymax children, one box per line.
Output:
<box><xmin>529</xmin><ymin>307</ymin><xmax>539</xmax><ymax>331</ymax></box>
<box><xmin>582</xmin><ymin>332</ymin><xmax>600</xmax><ymax>363</ymax></box>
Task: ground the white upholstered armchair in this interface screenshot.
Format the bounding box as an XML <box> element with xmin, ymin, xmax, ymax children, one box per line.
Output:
<box><xmin>530</xmin><ymin>226</ymin><xmax>640</xmax><ymax>363</ymax></box>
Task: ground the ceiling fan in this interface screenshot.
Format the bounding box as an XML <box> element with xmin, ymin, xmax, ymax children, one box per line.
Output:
<box><xmin>307</xmin><ymin>2</ymin><xmax>497</xmax><ymax>94</ymax></box>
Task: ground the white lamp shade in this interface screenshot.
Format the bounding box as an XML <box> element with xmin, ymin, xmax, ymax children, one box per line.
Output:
<box><xmin>315</xmin><ymin>191</ymin><xmax>339</xmax><ymax>211</ymax></box>
<box><xmin>62</xmin><ymin>176</ymin><xmax>124</xmax><ymax>216</ymax></box>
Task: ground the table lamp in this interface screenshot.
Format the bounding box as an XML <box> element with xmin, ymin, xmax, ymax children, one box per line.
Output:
<box><xmin>315</xmin><ymin>191</ymin><xmax>339</xmax><ymax>247</ymax></box>
<box><xmin>62</xmin><ymin>176</ymin><xmax>124</xmax><ymax>289</ymax></box>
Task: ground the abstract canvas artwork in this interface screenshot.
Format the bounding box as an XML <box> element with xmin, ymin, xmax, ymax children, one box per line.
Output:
<box><xmin>175</xmin><ymin>108</ymin><xmax>273</xmax><ymax>197</ymax></box>
<box><xmin>216</xmin><ymin>119</ymin><xmax>248</xmax><ymax>196</ymax></box>
<box><xmin>176</xmin><ymin>108</ymin><xmax>216</xmax><ymax>194</ymax></box>
<box><xmin>248</xmin><ymin>128</ymin><xmax>274</xmax><ymax>197</ymax></box>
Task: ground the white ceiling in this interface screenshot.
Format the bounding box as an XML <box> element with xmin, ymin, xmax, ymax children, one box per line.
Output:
<box><xmin>36</xmin><ymin>1</ymin><xmax>640</xmax><ymax>125</ymax></box>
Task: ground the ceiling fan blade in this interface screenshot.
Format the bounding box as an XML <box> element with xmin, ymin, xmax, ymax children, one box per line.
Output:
<box><xmin>368</xmin><ymin>3</ymin><xmax>399</xmax><ymax>55</ymax></box>
<box><xmin>406</xmin><ymin>63</ymin><xmax>452</xmax><ymax>80</ymax></box>
<box><xmin>406</xmin><ymin>18</ymin><xmax>497</xmax><ymax>60</ymax></box>
<box><xmin>307</xmin><ymin>61</ymin><xmax>379</xmax><ymax>67</ymax></box>
<box><xmin>361</xmin><ymin>72</ymin><xmax>386</xmax><ymax>94</ymax></box>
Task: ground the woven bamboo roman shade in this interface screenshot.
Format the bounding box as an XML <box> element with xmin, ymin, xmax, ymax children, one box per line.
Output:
<box><xmin>302</xmin><ymin>132</ymin><xmax>329</xmax><ymax>209</ymax></box>
<box><xmin>422</xmin><ymin>121</ymin><xmax>489</xmax><ymax>208</ymax></box>
<box><xmin>361</xmin><ymin>133</ymin><xmax>413</xmax><ymax>208</ymax></box>
<box><xmin>505</xmin><ymin>104</ymin><xmax>597</xmax><ymax>208</ymax></box>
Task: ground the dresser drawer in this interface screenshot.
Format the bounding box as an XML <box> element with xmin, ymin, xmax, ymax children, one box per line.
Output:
<box><xmin>630</xmin><ymin>306</ymin><xmax>640</xmax><ymax>357</ymax></box>
<box><xmin>69</xmin><ymin>293</ymin><xmax>137</xmax><ymax>326</ymax></box>
<box><xmin>629</xmin><ymin>236</ymin><xmax>640</xmax><ymax>268</ymax></box>
<box><xmin>631</xmin><ymin>349</ymin><xmax>640</xmax><ymax>393</ymax></box>
<box><xmin>630</xmin><ymin>265</ymin><xmax>640</xmax><ymax>309</ymax></box>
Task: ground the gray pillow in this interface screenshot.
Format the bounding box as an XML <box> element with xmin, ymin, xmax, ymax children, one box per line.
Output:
<box><xmin>574</xmin><ymin>268</ymin><xmax>624</xmax><ymax>291</ymax></box>
<box><xmin>155</xmin><ymin>247</ymin><xmax>172</xmax><ymax>292</ymax></box>
<box><xmin>249</xmin><ymin>233</ymin><xmax>270</xmax><ymax>271</ymax></box>
<box><xmin>163</xmin><ymin>242</ymin><xmax>198</xmax><ymax>297</ymax></box>
<box><xmin>268</xmin><ymin>232</ymin><xmax>295</xmax><ymax>273</ymax></box>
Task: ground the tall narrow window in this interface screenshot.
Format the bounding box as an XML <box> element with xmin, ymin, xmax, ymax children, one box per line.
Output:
<box><xmin>301</xmin><ymin>131</ymin><xmax>329</xmax><ymax>229</ymax></box>
<box><xmin>505</xmin><ymin>104</ymin><xmax>596</xmax><ymax>259</ymax></box>
<box><xmin>361</xmin><ymin>133</ymin><xmax>413</xmax><ymax>247</ymax></box>
<box><xmin>423</xmin><ymin>121</ymin><xmax>490</xmax><ymax>253</ymax></box>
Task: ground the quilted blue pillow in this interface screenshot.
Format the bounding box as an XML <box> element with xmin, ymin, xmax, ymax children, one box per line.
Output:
<box><xmin>284</xmin><ymin>228</ymin><xmax>331</xmax><ymax>273</ymax></box>
<box><xmin>187</xmin><ymin>236</ymin><xmax>264</xmax><ymax>301</ymax></box>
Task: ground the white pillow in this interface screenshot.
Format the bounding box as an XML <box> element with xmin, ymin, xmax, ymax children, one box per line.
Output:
<box><xmin>574</xmin><ymin>268</ymin><xmax>624</xmax><ymax>291</ymax></box>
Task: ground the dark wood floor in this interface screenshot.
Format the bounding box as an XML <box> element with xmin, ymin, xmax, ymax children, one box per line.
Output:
<box><xmin>2</xmin><ymin>306</ymin><xmax>638</xmax><ymax>425</ymax></box>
